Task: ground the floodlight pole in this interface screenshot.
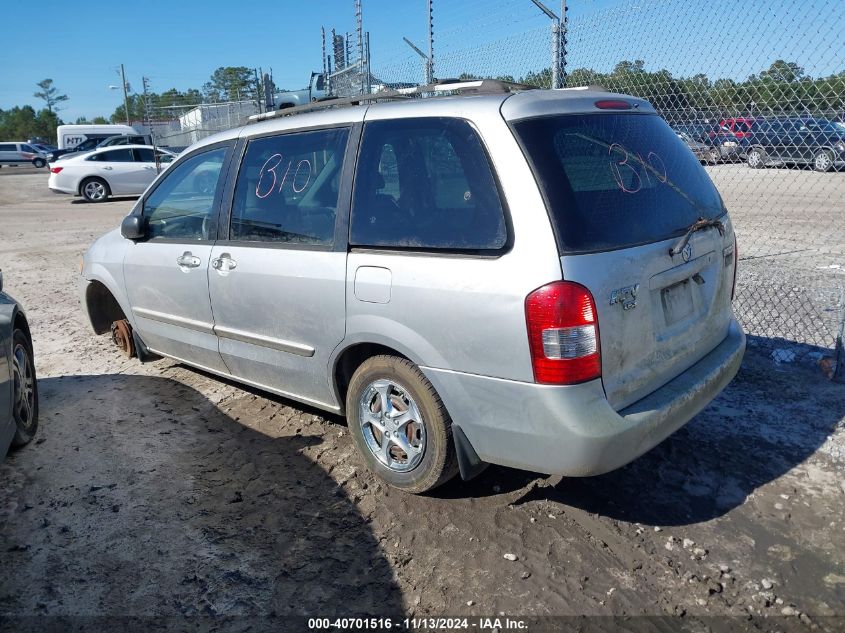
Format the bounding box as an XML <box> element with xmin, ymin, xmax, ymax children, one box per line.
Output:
<box><xmin>530</xmin><ymin>0</ymin><xmax>561</xmax><ymax>89</ymax></box>
<box><xmin>120</xmin><ymin>64</ymin><xmax>130</xmax><ymax>124</ymax></box>
<box><xmin>403</xmin><ymin>37</ymin><xmax>432</xmax><ymax>85</ymax></box>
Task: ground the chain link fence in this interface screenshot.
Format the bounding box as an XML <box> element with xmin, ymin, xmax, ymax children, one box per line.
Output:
<box><xmin>370</xmin><ymin>0</ymin><xmax>845</xmax><ymax>364</ymax></box>
<box><xmin>145</xmin><ymin>0</ymin><xmax>845</xmax><ymax>366</ymax></box>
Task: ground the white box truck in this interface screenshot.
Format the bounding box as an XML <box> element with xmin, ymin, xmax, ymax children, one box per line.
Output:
<box><xmin>56</xmin><ymin>124</ymin><xmax>138</xmax><ymax>150</ymax></box>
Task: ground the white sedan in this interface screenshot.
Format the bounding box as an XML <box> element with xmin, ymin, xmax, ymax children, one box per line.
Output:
<box><xmin>48</xmin><ymin>145</ymin><xmax>176</xmax><ymax>203</ymax></box>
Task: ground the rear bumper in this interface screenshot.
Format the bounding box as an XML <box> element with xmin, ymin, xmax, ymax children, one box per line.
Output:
<box><xmin>423</xmin><ymin>318</ymin><xmax>745</xmax><ymax>476</ymax></box>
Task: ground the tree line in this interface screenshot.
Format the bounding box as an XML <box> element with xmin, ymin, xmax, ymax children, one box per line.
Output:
<box><xmin>6</xmin><ymin>60</ymin><xmax>843</xmax><ymax>143</ymax></box>
<box><xmin>463</xmin><ymin>59</ymin><xmax>845</xmax><ymax>117</ymax></box>
<box><xmin>1</xmin><ymin>67</ymin><xmax>266</xmax><ymax>143</ymax></box>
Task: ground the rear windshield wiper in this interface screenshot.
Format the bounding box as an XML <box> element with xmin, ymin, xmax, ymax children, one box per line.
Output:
<box><xmin>669</xmin><ymin>217</ymin><xmax>725</xmax><ymax>257</ymax></box>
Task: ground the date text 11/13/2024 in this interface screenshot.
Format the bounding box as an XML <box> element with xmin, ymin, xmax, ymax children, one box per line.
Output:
<box><xmin>307</xmin><ymin>616</ymin><xmax>529</xmax><ymax>631</ymax></box>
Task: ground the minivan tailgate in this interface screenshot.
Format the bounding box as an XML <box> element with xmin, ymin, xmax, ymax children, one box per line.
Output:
<box><xmin>560</xmin><ymin>221</ymin><xmax>736</xmax><ymax>411</ymax></box>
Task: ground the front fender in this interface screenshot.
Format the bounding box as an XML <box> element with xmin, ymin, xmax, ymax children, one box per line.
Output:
<box><xmin>79</xmin><ymin>229</ymin><xmax>134</xmax><ymax>332</ymax></box>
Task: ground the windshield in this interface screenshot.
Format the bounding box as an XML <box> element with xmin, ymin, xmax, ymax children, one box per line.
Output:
<box><xmin>512</xmin><ymin>113</ymin><xmax>725</xmax><ymax>253</ymax></box>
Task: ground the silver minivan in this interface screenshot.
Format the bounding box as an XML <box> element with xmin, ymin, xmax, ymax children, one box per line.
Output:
<box><xmin>0</xmin><ymin>142</ymin><xmax>48</xmax><ymax>168</ymax></box>
<box><xmin>80</xmin><ymin>84</ymin><xmax>745</xmax><ymax>493</ymax></box>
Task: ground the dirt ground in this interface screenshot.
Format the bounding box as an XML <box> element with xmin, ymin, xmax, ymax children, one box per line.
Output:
<box><xmin>0</xmin><ymin>168</ymin><xmax>844</xmax><ymax>629</ymax></box>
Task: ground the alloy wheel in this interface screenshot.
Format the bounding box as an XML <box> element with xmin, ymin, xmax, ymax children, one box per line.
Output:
<box><xmin>12</xmin><ymin>342</ymin><xmax>35</xmax><ymax>431</ymax></box>
<box><xmin>358</xmin><ymin>379</ymin><xmax>426</xmax><ymax>472</ymax></box>
<box><xmin>814</xmin><ymin>151</ymin><xmax>831</xmax><ymax>172</ymax></box>
<box><xmin>84</xmin><ymin>181</ymin><xmax>107</xmax><ymax>201</ymax></box>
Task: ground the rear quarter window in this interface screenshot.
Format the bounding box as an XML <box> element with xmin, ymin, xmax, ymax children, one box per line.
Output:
<box><xmin>512</xmin><ymin>113</ymin><xmax>725</xmax><ymax>253</ymax></box>
<box><xmin>350</xmin><ymin>117</ymin><xmax>507</xmax><ymax>252</ymax></box>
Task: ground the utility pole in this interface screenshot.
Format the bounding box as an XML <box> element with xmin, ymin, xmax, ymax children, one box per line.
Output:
<box><xmin>321</xmin><ymin>27</ymin><xmax>327</xmax><ymax>80</ymax></box>
<box><xmin>255</xmin><ymin>68</ymin><xmax>262</xmax><ymax>113</ymax></box>
<box><xmin>365</xmin><ymin>31</ymin><xmax>372</xmax><ymax>94</ymax></box>
<box><xmin>141</xmin><ymin>76</ymin><xmax>152</xmax><ymax>132</ymax></box>
<box><xmin>530</xmin><ymin>0</ymin><xmax>562</xmax><ymax>89</ymax></box>
<box><xmin>355</xmin><ymin>0</ymin><xmax>364</xmax><ymax>94</ymax></box>
<box><xmin>120</xmin><ymin>63</ymin><xmax>130</xmax><ymax>125</ymax></box>
<box><xmin>428</xmin><ymin>0</ymin><xmax>434</xmax><ymax>84</ymax></box>
<box><xmin>560</xmin><ymin>0</ymin><xmax>568</xmax><ymax>87</ymax></box>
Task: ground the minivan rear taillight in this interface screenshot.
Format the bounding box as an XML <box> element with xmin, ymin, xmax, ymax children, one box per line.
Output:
<box><xmin>525</xmin><ymin>281</ymin><xmax>601</xmax><ymax>384</ymax></box>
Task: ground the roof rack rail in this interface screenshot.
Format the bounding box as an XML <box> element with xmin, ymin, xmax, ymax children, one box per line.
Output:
<box><xmin>247</xmin><ymin>79</ymin><xmax>537</xmax><ymax>124</ymax></box>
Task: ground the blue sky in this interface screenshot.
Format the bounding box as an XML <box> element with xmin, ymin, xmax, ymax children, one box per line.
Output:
<box><xmin>2</xmin><ymin>0</ymin><xmax>842</xmax><ymax>123</ymax></box>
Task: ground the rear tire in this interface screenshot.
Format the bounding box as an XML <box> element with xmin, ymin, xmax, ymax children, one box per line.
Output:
<box><xmin>81</xmin><ymin>177</ymin><xmax>110</xmax><ymax>202</ymax></box>
<box><xmin>10</xmin><ymin>329</ymin><xmax>38</xmax><ymax>447</ymax></box>
<box><xmin>746</xmin><ymin>146</ymin><xmax>767</xmax><ymax>168</ymax></box>
<box><xmin>346</xmin><ymin>355</ymin><xmax>459</xmax><ymax>494</ymax></box>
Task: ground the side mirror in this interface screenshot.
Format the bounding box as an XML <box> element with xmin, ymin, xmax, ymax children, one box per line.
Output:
<box><xmin>121</xmin><ymin>214</ymin><xmax>146</xmax><ymax>240</ymax></box>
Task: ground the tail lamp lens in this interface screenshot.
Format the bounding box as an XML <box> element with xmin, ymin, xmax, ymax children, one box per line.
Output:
<box><xmin>525</xmin><ymin>281</ymin><xmax>601</xmax><ymax>384</ymax></box>
<box><xmin>50</xmin><ymin>167</ymin><xmax>63</xmax><ymax>174</ymax></box>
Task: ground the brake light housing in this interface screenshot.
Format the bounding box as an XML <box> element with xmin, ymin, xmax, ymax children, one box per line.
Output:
<box><xmin>50</xmin><ymin>167</ymin><xmax>63</xmax><ymax>174</ymax></box>
<box><xmin>594</xmin><ymin>99</ymin><xmax>632</xmax><ymax>110</ymax></box>
<box><xmin>525</xmin><ymin>281</ymin><xmax>601</xmax><ymax>384</ymax></box>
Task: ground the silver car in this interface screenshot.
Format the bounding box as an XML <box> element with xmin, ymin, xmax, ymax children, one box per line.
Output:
<box><xmin>80</xmin><ymin>85</ymin><xmax>745</xmax><ymax>493</ymax></box>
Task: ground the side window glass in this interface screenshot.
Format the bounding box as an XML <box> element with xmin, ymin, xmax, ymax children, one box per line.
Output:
<box><xmin>143</xmin><ymin>147</ymin><xmax>227</xmax><ymax>240</ymax></box>
<box><xmin>101</xmin><ymin>149</ymin><xmax>134</xmax><ymax>162</ymax></box>
<box><xmin>350</xmin><ymin>117</ymin><xmax>507</xmax><ymax>250</ymax></box>
<box><xmin>230</xmin><ymin>127</ymin><xmax>349</xmax><ymax>245</ymax></box>
<box><xmin>135</xmin><ymin>148</ymin><xmax>155</xmax><ymax>162</ymax></box>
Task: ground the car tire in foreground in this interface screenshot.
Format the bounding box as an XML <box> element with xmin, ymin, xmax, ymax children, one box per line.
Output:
<box><xmin>81</xmin><ymin>177</ymin><xmax>110</xmax><ymax>203</ymax></box>
<box><xmin>11</xmin><ymin>329</ymin><xmax>38</xmax><ymax>447</ymax></box>
<box><xmin>813</xmin><ymin>149</ymin><xmax>834</xmax><ymax>173</ymax></box>
<box><xmin>346</xmin><ymin>355</ymin><xmax>459</xmax><ymax>494</ymax></box>
<box><xmin>746</xmin><ymin>146</ymin><xmax>767</xmax><ymax>169</ymax></box>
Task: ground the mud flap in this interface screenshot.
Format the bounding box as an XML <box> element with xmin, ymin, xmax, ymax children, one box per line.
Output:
<box><xmin>132</xmin><ymin>331</ymin><xmax>162</xmax><ymax>364</ymax></box>
<box><xmin>453</xmin><ymin>425</ymin><xmax>488</xmax><ymax>481</ymax></box>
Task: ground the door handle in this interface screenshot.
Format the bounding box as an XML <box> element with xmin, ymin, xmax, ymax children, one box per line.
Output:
<box><xmin>211</xmin><ymin>253</ymin><xmax>237</xmax><ymax>273</ymax></box>
<box><xmin>144</xmin><ymin>166</ymin><xmax>155</xmax><ymax>170</ymax></box>
<box><xmin>176</xmin><ymin>251</ymin><xmax>201</xmax><ymax>268</ymax></box>
<box><xmin>102</xmin><ymin>166</ymin><xmax>113</xmax><ymax>170</ymax></box>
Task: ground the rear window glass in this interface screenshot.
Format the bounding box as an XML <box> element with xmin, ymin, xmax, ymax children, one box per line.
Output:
<box><xmin>512</xmin><ymin>113</ymin><xmax>725</xmax><ymax>253</ymax></box>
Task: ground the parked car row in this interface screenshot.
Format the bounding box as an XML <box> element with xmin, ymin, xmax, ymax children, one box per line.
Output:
<box><xmin>0</xmin><ymin>133</ymin><xmax>155</xmax><ymax>170</ymax></box>
<box><xmin>672</xmin><ymin>115</ymin><xmax>845</xmax><ymax>171</ymax></box>
<box><xmin>0</xmin><ymin>142</ymin><xmax>49</xmax><ymax>168</ymax></box>
<box><xmin>47</xmin><ymin>133</ymin><xmax>153</xmax><ymax>162</ymax></box>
